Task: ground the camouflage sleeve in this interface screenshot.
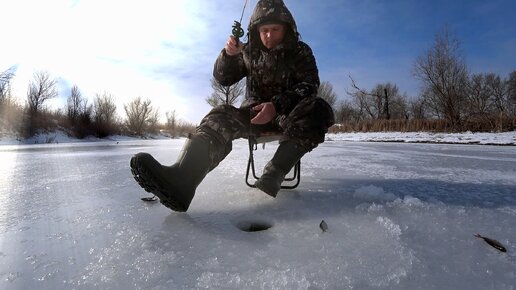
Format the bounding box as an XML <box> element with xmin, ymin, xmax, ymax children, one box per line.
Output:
<box><xmin>271</xmin><ymin>42</ymin><xmax>320</xmax><ymax>115</ymax></box>
<box><xmin>213</xmin><ymin>49</ymin><xmax>247</xmax><ymax>86</ymax></box>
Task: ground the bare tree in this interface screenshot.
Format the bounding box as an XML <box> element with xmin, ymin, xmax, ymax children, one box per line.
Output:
<box><xmin>124</xmin><ymin>97</ymin><xmax>159</xmax><ymax>136</ymax></box>
<box><xmin>93</xmin><ymin>92</ymin><xmax>118</xmax><ymax>137</ymax></box>
<box><xmin>0</xmin><ymin>66</ymin><xmax>16</xmax><ymax>102</ymax></box>
<box><xmin>27</xmin><ymin>71</ymin><xmax>58</xmax><ymax>115</ymax></box>
<box><xmin>397</xmin><ymin>93</ymin><xmax>411</xmax><ymax>119</ymax></box>
<box><xmin>175</xmin><ymin>119</ymin><xmax>196</xmax><ymax>137</ymax></box>
<box><xmin>413</xmin><ymin>27</ymin><xmax>468</xmax><ymax>126</ymax></box>
<box><xmin>94</xmin><ymin>93</ymin><xmax>117</xmax><ymax>123</ymax></box>
<box><xmin>409</xmin><ymin>97</ymin><xmax>427</xmax><ymax>120</ymax></box>
<box><xmin>65</xmin><ymin>85</ymin><xmax>94</xmax><ymax>138</ymax></box>
<box><xmin>165</xmin><ymin>110</ymin><xmax>177</xmax><ymax>137</ymax></box>
<box><xmin>370</xmin><ymin>83</ymin><xmax>408</xmax><ymax>120</ymax></box>
<box><xmin>1</xmin><ymin>67</ymin><xmax>20</xmax><ymax>132</ymax></box>
<box><xmin>507</xmin><ymin>71</ymin><xmax>516</xmax><ymax>115</ymax></box>
<box><xmin>80</xmin><ymin>104</ymin><xmax>93</xmax><ymax>124</ymax></box>
<box><xmin>466</xmin><ymin>74</ymin><xmax>492</xmax><ymax>118</ymax></box>
<box><xmin>205</xmin><ymin>78</ymin><xmax>245</xmax><ymax>107</ymax></box>
<box><xmin>347</xmin><ymin>76</ymin><xmax>375</xmax><ymax>120</ymax></box>
<box><xmin>485</xmin><ymin>73</ymin><xmax>509</xmax><ymax>115</ymax></box>
<box><xmin>334</xmin><ymin>100</ymin><xmax>359</xmax><ymax>123</ymax></box>
<box><xmin>348</xmin><ymin>76</ymin><xmax>407</xmax><ymax>120</ymax></box>
<box><xmin>317</xmin><ymin>81</ymin><xmax>338</xmax><ymax>110</ymax></box>
<box><xmin>66</xmin><ymin>85</ymin><xmax>88</xmax><ymax>122</ymax></box>
<box><xmin>146</xmin><ymin>109</ymin><xmax>160</xmax><ymax>135</ymax></box>
<box><xmin>465</xmin><ymin>72</ymin><xmax>513</xmax><ymax>128</ymax></box>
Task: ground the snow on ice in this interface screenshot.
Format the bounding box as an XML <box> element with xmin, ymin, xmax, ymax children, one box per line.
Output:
<box><xmin>0</xmin><ymin>132</ymin><xmax>515</xmax><ymax>289</ymax></box>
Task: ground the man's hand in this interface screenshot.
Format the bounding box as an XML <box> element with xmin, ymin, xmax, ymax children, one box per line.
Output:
<box><xmin>251</xmin><ymin>102</ymin><xmax>277</xmax><ymax>124</ymax></box>
<box><xmin>225</xmin><ymin>36</ymin><xmax>243</xmax><ymax>56</ymax></box>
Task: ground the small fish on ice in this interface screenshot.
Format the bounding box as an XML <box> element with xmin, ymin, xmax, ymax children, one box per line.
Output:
<box><xmin>474</xmin><ymin>234</ymin><xmax>507</xmax><ymax>253</ymax></box>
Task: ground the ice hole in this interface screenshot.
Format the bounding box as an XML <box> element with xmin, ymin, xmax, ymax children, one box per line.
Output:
<box><xmin>236</xmin><ymin>221</ymin><xmax>272</xmax><ymax>232</ymax></box>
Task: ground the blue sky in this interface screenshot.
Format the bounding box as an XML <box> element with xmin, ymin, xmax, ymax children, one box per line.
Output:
<box><xmin>1</xmin><ymin>0</ymin><xmax>515</xmax><ymax>123</ymax></box>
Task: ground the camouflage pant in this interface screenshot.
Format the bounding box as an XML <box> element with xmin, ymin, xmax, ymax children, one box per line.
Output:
<box><xmin>196</xmin><ymin>97</ymin><xmax>335</xmax><ymax>169</ymax></box>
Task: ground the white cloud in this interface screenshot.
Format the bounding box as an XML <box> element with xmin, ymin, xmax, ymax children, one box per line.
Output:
<box><xmin>0</xmin><ymin>0</ymin><xmax>241</xmax><ymax>123</ymax></box>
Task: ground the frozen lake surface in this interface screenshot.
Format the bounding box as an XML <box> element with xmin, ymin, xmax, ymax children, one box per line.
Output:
<box><xmin>1</xmin><ymin>138</ymin><xmax>515</xmax><ymax>289</ymax></box>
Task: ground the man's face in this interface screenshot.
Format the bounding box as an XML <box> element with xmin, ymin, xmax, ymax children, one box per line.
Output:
<box><xmin>258</xmin><ymin>23</ymin><xmax>286</xmax><ymax>49</ymax></box>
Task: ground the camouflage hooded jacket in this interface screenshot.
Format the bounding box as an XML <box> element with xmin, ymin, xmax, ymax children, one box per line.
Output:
<box><xmin>213</xmin><ymin>0</ymin><xmax>320</xmax><ymax>116</ymax></box>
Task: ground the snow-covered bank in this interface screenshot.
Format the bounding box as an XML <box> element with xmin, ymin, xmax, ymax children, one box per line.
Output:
<box><xmin>0</xmin><ymin>131</ymin><xmax>171</xmax><ymax>146</ymax></box>
<box><xmin>326</xmin><ymin>131</ymin><xmax>516</xmax><ymax>145</ymax></box>
<box><xmin>1</xmin><ymin>130</ymin><xmax>516</xmax><ymax>146</ymax></box>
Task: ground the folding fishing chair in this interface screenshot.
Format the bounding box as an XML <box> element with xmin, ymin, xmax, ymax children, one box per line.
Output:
<box><xmin>245</xmin><ymin>132</ymin><xmax>301</xmax><ymax>189</ymax></box>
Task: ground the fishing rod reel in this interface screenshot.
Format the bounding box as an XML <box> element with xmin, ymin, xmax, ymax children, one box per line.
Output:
<box><xmin>232</xmin><ymin>21</ymin><xmax>245</xmax><ymax>41</ymax></box>
<box><xmin>232</xmin><ymin>0</ymin><xmax>248</xmax><ymax>44</ymax></box>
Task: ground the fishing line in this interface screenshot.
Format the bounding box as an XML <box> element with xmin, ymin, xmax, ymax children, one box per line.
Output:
<box><xmin>233</xmin><ymin>0</ymin><xmax>255</xmax><ymax>141</ymax></box>
<box><xmin>232</xmin><ymin>0</ymin><xmax>248</xmax><ymax>41</ymax></box>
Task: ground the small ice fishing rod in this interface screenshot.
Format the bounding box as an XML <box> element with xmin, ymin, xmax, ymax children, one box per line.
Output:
<box><xmin>232</xmin><ymin>0</ymin><xmax>248</xmax><ymax>43</ymax></box>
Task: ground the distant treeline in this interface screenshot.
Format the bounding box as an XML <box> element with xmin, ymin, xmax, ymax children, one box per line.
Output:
<box><xmin>0</xmin><ymin>71</ymin><xmax>196</xmax><ymax>140</ymax></box>
<box><xmin>318</xmin><ymin>29</ymin><xmax>515</xmax><ymax>133</ymax></box>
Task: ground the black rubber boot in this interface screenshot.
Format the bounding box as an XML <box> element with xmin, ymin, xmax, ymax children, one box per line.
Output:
<box><xmin>130</xmin><ymin>135</ymin><xmax>213</xmax><ymax>212</ymax></box>
<box><xmin>254</xmin><ymin>140</ymin><xmax>307</xmax><ymax>197</ymax></box>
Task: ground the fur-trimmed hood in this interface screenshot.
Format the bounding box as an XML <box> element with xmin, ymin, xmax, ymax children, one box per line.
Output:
<box><xmin>247</xmin><ymin>0</ymin><xmax>299</xmax><ymax>48</ymax></box>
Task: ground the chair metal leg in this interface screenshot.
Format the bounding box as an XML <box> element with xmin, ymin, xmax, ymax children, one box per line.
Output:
<box><xmin>245</xmin><ymin>137</ymin><xmax>300</xmax><ymax>189</ymax></box>
<box><xmin>245</xmin><ymin>142</ymin><xmax>257</xmax><ymax>187</ymax></box>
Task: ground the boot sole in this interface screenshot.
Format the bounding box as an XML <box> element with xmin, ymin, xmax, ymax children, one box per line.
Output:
<box><xmin>130</xmin><ymin>154</ymin><xmax>187</xmax><ymax>212</ymax></box>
